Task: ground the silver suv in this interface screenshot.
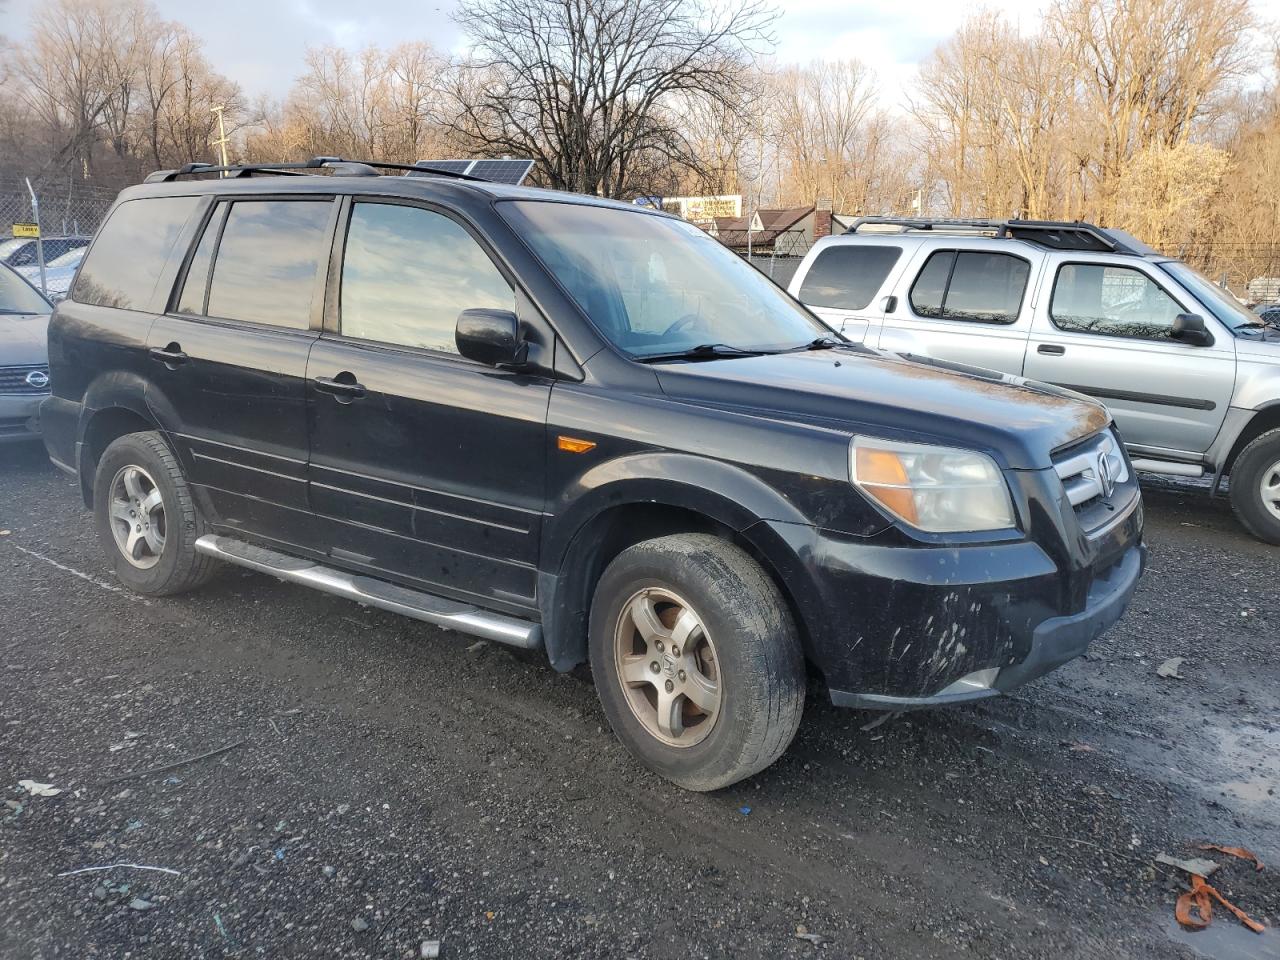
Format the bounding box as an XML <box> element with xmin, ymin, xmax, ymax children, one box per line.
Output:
<box><xmin>788</xmin><ymin>218</ymin><xmax>1280</xmax><ymax>543</ymax></box>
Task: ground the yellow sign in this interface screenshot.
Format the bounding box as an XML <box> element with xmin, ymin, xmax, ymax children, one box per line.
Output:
<box><xmin>12</xmin><ymin>223</ymin><xmax>39</xmax><ymax>238</ymax></box>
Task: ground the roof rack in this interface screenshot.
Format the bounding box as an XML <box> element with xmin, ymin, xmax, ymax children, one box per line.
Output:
<box><xmin>845</xmin><ymin>216</ymin><xmax>1151</xmax><ymax>255</ymax></box>
<box><xmin>143</xmin><ymin>156</ymin><xmax>488</xmax><ymax>184</ymax></box>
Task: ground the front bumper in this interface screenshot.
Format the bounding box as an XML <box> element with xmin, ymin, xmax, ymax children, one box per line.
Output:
<box><xmin>831</xmin><ymin>539</ymin><xmax>1144</xmax><ymax>708</ymax></box>
<box><xmin>760</xmin><ymin>479</ymin><xmax>1145</xmax><ymax>710</ymax></box>
<box><xmin>0</xmin><ymin>392</ymin><xmax>45</xmax><ymax>442</ymax></box>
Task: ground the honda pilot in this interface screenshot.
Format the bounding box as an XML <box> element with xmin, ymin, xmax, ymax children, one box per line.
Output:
<box><xmin>42</xmin><ymin>159</ymin><xmax>1146</xmax><ymax>790</ymax></box>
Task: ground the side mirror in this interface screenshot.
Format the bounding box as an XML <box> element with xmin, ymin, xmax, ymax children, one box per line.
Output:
<box><xmin>1172</xmin><ymin>313</ymin><xmax>1213</xmax><ymax>346</ymax></box>
<box><xmin>456</xmin><ymin>309</ymin><xmax>527</xmax><ymax>367</ymax></box>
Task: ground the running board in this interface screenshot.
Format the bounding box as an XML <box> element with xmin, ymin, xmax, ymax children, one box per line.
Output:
<box><xmin>194</xmin><ymin>534</ymin><xmax>541</xmax><ymax>649</ymax></box>
<box><xmin>1130</xmin><ymin>458</ymin><xmax>1204</xmax><ymax>478</ymax></box>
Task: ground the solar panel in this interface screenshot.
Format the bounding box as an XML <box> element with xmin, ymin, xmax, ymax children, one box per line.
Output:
<box><xmin>408</xmin><ymin>158</ymin><xmax>535</xmax><ymax>185</ymax></box>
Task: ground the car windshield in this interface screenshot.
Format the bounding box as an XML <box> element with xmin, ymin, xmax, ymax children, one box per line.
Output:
<box><xmin>1160</xmin><ymin>261</ymin><xmax>1259</xmax><ymax>331</ymax></box>
<box><xmin>0</xmin><ymin>263</ymin><xmax>52</xmax><ymax>314</ymax></box>
<box><xmin>500</xmin><ymin>200</ymin><xmax>832</xmax><ymax>359</ymax></box>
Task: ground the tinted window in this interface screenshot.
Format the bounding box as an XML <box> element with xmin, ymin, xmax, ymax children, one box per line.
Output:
<box><xmin>206</xmin><ymin>200</ymin><xmax>332</xmax><ymax>328</ymax></box>
<box><xmin>798</xmin><ymin>245</ymin><xmax>902</xmax><ymax>310</ymax></box>
<box><xmin>340</xmin><ymin>202</ymin><xmax>514</xmax><ymax>353</ymax></box>
<box><xmin>1051</xmin><ymin>264</ymin><xmax>1183</xmax><ymax>341</ymax></box>
<box><xmin>909</xmin><ymin>251</ymin><xmax>952</xmax><ymax>317</ymax></box>
<box><xmin>73</xmin><ymin>198</ymin><xmax>200</xmax><ymax>309</ymax></box>
<box><xmin>0</xmin><ymin>263</ymin><xmax>52</xmax><ymax>314</ymax></box>
<box><xmin>910</xmin><ymin>250</ymin><xmax>1028</xmax><ymax>323</ymax></box>
<box><xmin>176</xmin><ymin>205</ymin><xmax>225</xmax><ymax>315</ymax></box>
<box><xmin>945</xmin><ymin>252</ymin><xmax>1029</xmax><ymax>322</ymax></box>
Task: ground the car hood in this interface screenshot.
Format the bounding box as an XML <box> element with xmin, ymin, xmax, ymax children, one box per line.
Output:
<box><xmin>1236</xmin><ymin>328</ymin><xmax>1280</xmax><ymax>354</ymax></box>
<box><xmin>653</xmin><ymin>347</ymin><xmax>1109</xmax><ymax>470</ymax></box>
<box><xmin>0</xmin><ymin>312</ymin><xmax>52</xmax><ymax>366</ymax></box>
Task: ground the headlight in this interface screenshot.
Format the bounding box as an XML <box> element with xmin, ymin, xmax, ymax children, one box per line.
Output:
<box><xmin>850</xmin><ymin>436</ymin><xmax>1016</xmax><ymax>533</ymax></box>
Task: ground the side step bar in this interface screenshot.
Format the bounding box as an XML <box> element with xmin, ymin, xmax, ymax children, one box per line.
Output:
<box><xmin>1130</xmin><ymin>458</ymin><xmax>1204</xmax><ymax>478</ymax></box>
<box><xmin>194</xmin><ymin>534</ymin><xmax>541</xmax><ymax>650</ymax></box>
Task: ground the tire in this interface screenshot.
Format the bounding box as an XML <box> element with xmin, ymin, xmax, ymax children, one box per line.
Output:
<box><xmin>93</xmin><ymin>431</ymin><xmax>218</xmax><ymax>595</ymax></box>
<box><xmin>1229</xmin><ymin>428</ymin><xmax>1280</xmax><ymax>545</ymax></box>
<box><xmin>588</xmin><ymin>533</ymin><xmax>805</xmax><ymax>791</ymax></box>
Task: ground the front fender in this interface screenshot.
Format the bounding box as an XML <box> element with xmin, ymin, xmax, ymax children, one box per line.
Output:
<box><xmin>544</xmin><ymin>451</ymin><xmax>813</xmax><ymax>573</ymax></box>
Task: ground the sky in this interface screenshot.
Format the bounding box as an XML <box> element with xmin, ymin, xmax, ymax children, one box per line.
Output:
<box><xmin>2</xmin><ymin>0</ymin><xmax>1050</xmax><ymax>110</ymax></box>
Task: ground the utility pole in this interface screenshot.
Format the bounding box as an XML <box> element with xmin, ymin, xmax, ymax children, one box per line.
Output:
<box><xmin>211</xmin><ymin>105</ymin><xmax>230</xmax><ymax>176</ymax></box>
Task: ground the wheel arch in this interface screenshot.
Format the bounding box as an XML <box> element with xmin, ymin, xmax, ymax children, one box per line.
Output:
<box><xmin>538</xmin><ymin>459</ymin><xmax>818</xmax><ymax>674</ymax></box>
<box><xmin>78</xmin><ymin>403</ymin><xmax>160</xmax><ymax>508</ymax></box>
<box><xmin>1222</xmin><ymin>402</ymin><xmax>1280</xmax><ymax>476</ymax></box>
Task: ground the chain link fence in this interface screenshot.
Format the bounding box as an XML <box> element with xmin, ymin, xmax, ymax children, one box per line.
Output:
<box><xmin>1</xmin><ymin>178</ymin><xmax>117</xmax><ymax>299</ymax></box>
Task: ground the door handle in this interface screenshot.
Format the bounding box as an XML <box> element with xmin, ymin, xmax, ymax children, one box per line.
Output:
<box><xmin>313</xmin><ymin>374</ymin><xmax>366</xmax><ymax>401</ymax></box>
<box><xmin>1037</xmin><ymin>344</ymin><xmax>1066</xmax><ymax>356</ymax></box>
<box><xmin>149</xmin><ymin>343</ymin><xmax>189</xmax><ymax>366</ymax></box>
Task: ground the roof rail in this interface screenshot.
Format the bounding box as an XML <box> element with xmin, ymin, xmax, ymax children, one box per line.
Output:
<box><xmin>845</xmin><ymin>216</ymin><xmax>1148</xmax><ymax>255</ymax></box>
<box><xmin>143</xmin><ymin>156</ymin><xmax>488</xmax><ymax>184</ymax></box>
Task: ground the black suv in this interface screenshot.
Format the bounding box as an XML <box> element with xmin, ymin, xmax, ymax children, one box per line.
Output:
<box><xmin>42</xmin><ymin>158</ymin><xmax>1146</xmax><ymax>790</ymax></box>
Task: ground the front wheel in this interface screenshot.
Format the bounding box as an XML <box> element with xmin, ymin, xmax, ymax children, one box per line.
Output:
<box><xmin>93</xmin><ymin>431</ymin><xmax>218</xmax><ymax>595</ymax></box>
<box><xmin>1229</xmin><ymin>428</ymin><xmax>1280</xmax><ymax>545</ymax></box>
<box><xmin>588</xmin><ymin>534</ymin><xmax>805</xmax><ymax>791</ymax></box>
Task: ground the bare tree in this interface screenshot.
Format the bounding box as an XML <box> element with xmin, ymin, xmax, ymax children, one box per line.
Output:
<box><xmin>444</xmin><ymin>0</ymin><xmax>777</xmax><ymax>197</ymax></box>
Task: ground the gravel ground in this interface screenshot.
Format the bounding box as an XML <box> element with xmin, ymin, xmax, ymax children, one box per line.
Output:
<box><xmin>1</xmin><ymin>442</ymin><xmax>1277</xmax><ymax>960</ymax></box>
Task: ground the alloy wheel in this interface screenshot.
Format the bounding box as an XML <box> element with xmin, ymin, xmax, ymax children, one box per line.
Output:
<box><xmin>1261</xmin><ymin>458</ymin><xmax>1280</xmax><ymax>523</ymax></box>
<box><xmin>108</xmin><ymin>464</ymin><xmax>167</xmax><ymax>569</ymax></box>
<box><xmin>613</xmin><ymin>587</ymin><xmax>722</xmax><ymax>747</ymax></box>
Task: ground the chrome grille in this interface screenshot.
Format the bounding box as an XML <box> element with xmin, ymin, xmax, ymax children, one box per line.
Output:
<box><xmin>0</xmin><ymin>365</ymin><xmax>50</xmax><ymax>394</ymax></box>
<box><xmin>1053</xmin><ymin>431</ymin><xmax>1129</xmax><ymax>508</ymax></box>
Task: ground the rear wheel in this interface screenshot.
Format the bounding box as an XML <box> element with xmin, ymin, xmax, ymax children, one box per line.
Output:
<box><xmin>588</xmin><ymin>534</ymin><xmax>805</xmax><ymax>791</ymax></box>
<box><xmin>93</xmin><ymin>431</ymin><xmax>218</xmax><ymax>595</ymax></box>
<box><xmin>1229</xmin><ymin>428</ymin><xmax>1280</xmax><ymax>545</ymax></box>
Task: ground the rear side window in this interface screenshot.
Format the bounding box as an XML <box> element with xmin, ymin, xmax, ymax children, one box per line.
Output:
<box><xmin>73</xmin><ymin>197</ymin><xmax>200</xmax><ymax>309</ymax></box>
<box><xmin>339</xmin><ymin>201</ymin><xmax>514</xmax><ymax>354</ymax></box>
<box><xmin>909</xmin><ymin>250</ymin><xmax>1030</xmax><ymax>324</ymax></box>
<box><xmin>176</xmin><ymin>205</ymin><xmax>226</xmax><ymax>315</ymax></box>
<box><xmin>206</xmin><ymin>200</ymin><xmax>332</xmax><ymax>329</ymax></box>
<box><xmin>798</xmin><ymin>245</ymin><xmax>902</xmax><ymax>310</ymax></box>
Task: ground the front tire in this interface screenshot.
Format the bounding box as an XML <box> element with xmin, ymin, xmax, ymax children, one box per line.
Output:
<box><xmin>93</xmin><ymin>431</ymin><xmax>218</xmax><ymax>595</ymax></box>
<box><xmin>588</xmin><ymin>534</ymin><xmax>805</xmax><ymax>791</ymax></box>
<box><xmin>1229</xmin><ymin>428</ymin><xmax>1280</xmax><ymax>545</ymax></box>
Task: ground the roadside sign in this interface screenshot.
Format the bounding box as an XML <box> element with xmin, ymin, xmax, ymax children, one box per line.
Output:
<box><xmin>12</xmin><ymin>222</ymin><xmax>39</xmax><ymax>238</ymax></box>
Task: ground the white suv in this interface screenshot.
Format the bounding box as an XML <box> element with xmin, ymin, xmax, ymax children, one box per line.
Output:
<box><xmin>788</xmin><ymin>218</ymin><xmax>1280</xmax><ymax>543</ymax></box>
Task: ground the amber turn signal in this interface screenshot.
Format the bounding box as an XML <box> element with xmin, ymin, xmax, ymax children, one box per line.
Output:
<box><xmin>557</xmin><ymin>435</ymin><xmax>597</xmax><ymax>454</ymax></box>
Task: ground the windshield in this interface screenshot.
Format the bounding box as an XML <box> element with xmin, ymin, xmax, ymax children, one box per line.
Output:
<box><xmin>500</xmin><ymin>201</ymin><xmax>832</xmax><ymax>359</ymax></box>
<box><xmin>0</xmin><ymin>263</ymin><xmax>52</xmax><ymax>314</ymax></box>
<box><xmin>1160</xmin><ymin>261</ymin><xmax>1259</xmax><ymax>331</ymax></box>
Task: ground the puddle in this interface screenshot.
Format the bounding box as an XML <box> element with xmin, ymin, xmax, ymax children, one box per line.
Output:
<box><xmin>1208</xmin><ymin>724</ymin><xmax>1280</xmax><ymax>817</ymax></box>
<box><xmin>1161</xmin><ymin>914</ymin><xmax>1272</xmax><ymax>960</ymax></box>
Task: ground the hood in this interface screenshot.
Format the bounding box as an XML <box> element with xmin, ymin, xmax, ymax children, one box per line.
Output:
<box><xmin>1236</xmin><ymin>328</ymin><xmax>1280</xmax><ymax>354</ymax></box>
<box><xmin>654</xmin><ymin>347</ymin><xmax>1109</xmax><ymax>470</ymax></box>
<box><xmin>0</xmin><ymin>312</ymin><xmax>51</xmax><ymax>366</ymax></box>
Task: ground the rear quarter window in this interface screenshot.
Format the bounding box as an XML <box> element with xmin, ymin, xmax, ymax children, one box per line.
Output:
<box><xmin>73</xmin><ymin>197</ymin><xmax>201</xmax><ymax>310</ymax></box>
<box><xmin>798</xmin><ymin>245</ymin><xmax>902</xmax><ymax>310</ymax></box>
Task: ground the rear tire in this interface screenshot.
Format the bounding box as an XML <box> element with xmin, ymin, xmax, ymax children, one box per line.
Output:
<box><xmin>93</xmin><ymin>431</ymin><xmax>218</xmax><ymax>595</ymax></box>
<box><xmin>588</xmin><ymin>534</ymin><xmax>805</xmax><ymax>791</ymax></box>
<box><xmin>1228</xmin><ymin>428</ymin><xmax>1280</xmax><ymax>545</ymax></box>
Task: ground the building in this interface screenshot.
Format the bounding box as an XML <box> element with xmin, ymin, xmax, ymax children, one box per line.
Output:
<box><xmin>705</xmin><ymin>205</ymin><xmax>834</xmax><ymax>256</ymax></box>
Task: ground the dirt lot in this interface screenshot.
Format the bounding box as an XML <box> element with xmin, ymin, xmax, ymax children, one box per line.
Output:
<box><xmin>1</xmin><ymin>442</ymin><xmax>1277</xmax><ymax>960</ymax></box>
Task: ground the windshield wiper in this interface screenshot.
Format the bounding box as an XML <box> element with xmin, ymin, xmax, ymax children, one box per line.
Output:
<box><xmin>784</xmin><ymin>336</ymin><xmax>844</xmax><ymax>352</ymax></box>
<box><xmin>635</xmin><ymin>343</ymin><xmax>772</xmax><ymax>363</ymax></box>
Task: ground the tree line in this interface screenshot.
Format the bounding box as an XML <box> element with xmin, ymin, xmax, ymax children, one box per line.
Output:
<box><xmin>1</xmin><ymin>0</ymin><xmax>1277</xmax><ymax>288</ymax></box>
